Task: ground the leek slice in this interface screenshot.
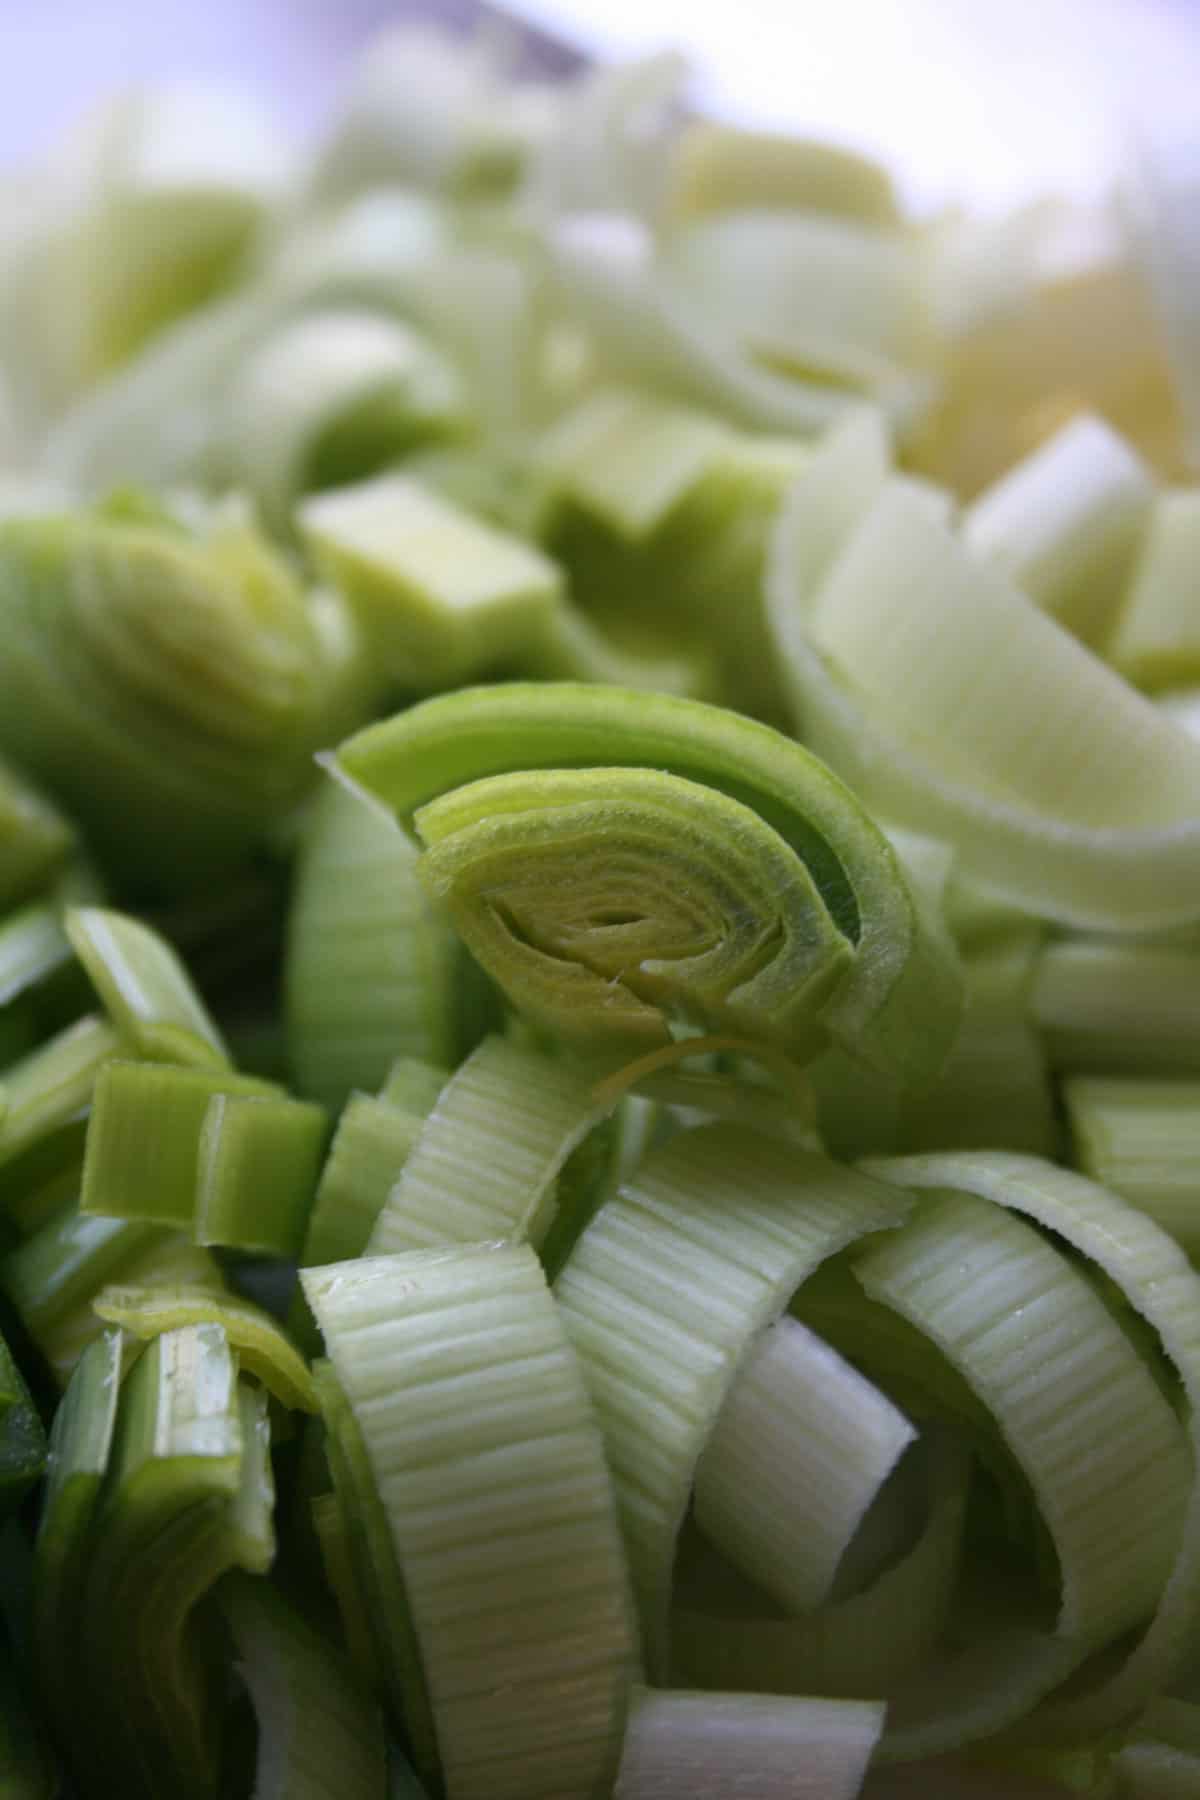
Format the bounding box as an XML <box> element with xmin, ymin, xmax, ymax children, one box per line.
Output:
<box><xmin>310</xmin><ymin>1489</ymin><xmax>378</xmax><ymax>1684</ymax></box>
<box><xmin>961</xmin><ymin>414</ymin><xmax>1154</xmax><ymax>643</ymax></box>
<box><xmin>0</xmin><ymin>514</ymin><xmax>339</xmax><ymax>893</ymax></box>
<box><xmin>554</xmin><ymin>1121</ymin><xmax>912</xmax><ymax>1673</ymax></box>
<box><xmin>336</xmin><ymin>682</ymin><xmax>963</xmax><ymax>1083</ymax></box>
<box><xmin>614</xmin><ymin>1686</ymin><xmax>884</xmax><ymax>1800</ymax></box>
<box><xmin>32</xmin><ymin>1327</ymin><xmax>121</xmax><ymax>1779</ymax></box>
<box><xmin>93</xmin><ymin>1284</ymin><xmax>317</xmax><ymax>1413</ymax></box>
<box><xmin>299</xmin><ymin>474</ymin><xmax>564</xmax><ymax>691</ymax></box>
<box><xmin>225</xmin><ymin>309</ymin><xmax>466</xmax><ymax>531</ymax></box>
<box><xmin>0</xmin><ymin>755</ymin><xmax>74</xmax><ymax>911</ymax></box>
<box><xmin>769</xmin><ymin>467</ymin><xmax>1200</xmax><ymax>929</ymax></box>
<box><xmin>77</xmin><ymin>1325</ymin><xmax>275</xmax><ymax>1799</ymax></box>
<box><xmin>303</xmin><ymin>1097</ymin><xmax>426</xmax><ymax>1269</ymax></box>
<box><xmin>865</xmin><ymin>1150</ymin><xmax>1200</xmax><ymax>1738</ymax></box>
<box><xmin>64</xmin><ymin>904</ymin><xmax>229</xmax><ymax>1069</ymax></box>
<box><xmin>303</xmin><ymin>1245</ymin><xmax>638</xmax><ymax>1800</ymax></box>
<box><xmin>1065</xmin><ymin>1077</ymin><xmax>1200</xmax><ymax>1258</ymax></box>
<box><xmin>195</xmin><ymin>1091</ymin><xmax>328</xmax><ymax>1257</ymax></box>
<box><xmin>675</xmin><ymin>1430</ymin><xmax>970</xmax><ymax>1700</ymax></box>
<box><xmin>284</xmin><ymin>766</ymin><xmax>462</xmax><ymax>1111</ymax></box>
<box><xmin>527</xmin><ymin>53</ymin><xmax>686</xmax><ymax>221</ymax></box>
<box><xmin>1031</xmin><ymin>941</ymin><xmax>1200</xmax><ymax>1074</ymax></box>
<box><xmin>665</xmin><ymin>121</ymin><xmax>899</xmax><ymax>226</ymax></box>
<box><xmin>79</xmin><ymin>1059</ymin><xmax>282</xmax><ymax>1230</ymax></box>
<box><xmin>0</xmin><ymin>1015</ymin><xmax>117</xmax><ymax>1169</ymax></box>
<box><xmin>221</xmin><ymin>1572</ymin><xmax>388</xmax><ymax>1800</ymax></box>
<box><xmin>368</xmin><ymin>1033</ymin><xmax>604</xmax><ymax>1254</ymax></box>
<box><xmin>693</xmin><ymin>1315</ymin><xmax>915</xmax><ymax>1613</ymax></box>
<box><xmin>1108</xmin><ymin>492</ymin><xmax>1200</xmax><ymax>688</ymax></box>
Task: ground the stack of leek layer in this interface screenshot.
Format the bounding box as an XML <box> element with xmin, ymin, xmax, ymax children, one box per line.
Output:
<box><xmin>0</xmin><ymin>18</ymin><xmax>1198</xmax><ymax>1800</ymax></box>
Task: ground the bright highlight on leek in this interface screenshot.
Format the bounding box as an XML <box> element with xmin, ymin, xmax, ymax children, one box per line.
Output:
<box><xmin>0</xmin><ymin>16</ymin><xmax>1197</xmax><ymax>1800</ymax></box>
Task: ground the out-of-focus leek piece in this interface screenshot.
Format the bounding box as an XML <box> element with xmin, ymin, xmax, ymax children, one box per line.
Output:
<box><xmin>64</xmin><ymin>904</ymin><xmax>229</xmax><ymax>1068</ymax></box>
<box><xmin>0</xmin><ymin>756</ymin><xmax>75</xmax><ymax>912</ymax></box>
<box><xmin>1107</xmin><ymin>490</ymin><xmax>1200</xmax><ymax>687</ymax></box>
<box><xmin>1032</xmin><ymin>940</ymin><xmax>1200</xmax><ymax>1073</ymax></box>
<box><xmin>1064</xmin><ymin>1076</ymin><xmax>1200</xmax><ymax>1258</ymax></box>
<box><xmin>665</xmin><ymin>121</ymin><xmax>900</xmax><ymax>226</ymax></box>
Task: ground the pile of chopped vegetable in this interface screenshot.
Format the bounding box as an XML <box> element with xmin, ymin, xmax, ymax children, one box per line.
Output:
<box><xmin>1</xmin><ymin>21</ymin><xmax>1199</xmax><ymax>1798</ymax></box>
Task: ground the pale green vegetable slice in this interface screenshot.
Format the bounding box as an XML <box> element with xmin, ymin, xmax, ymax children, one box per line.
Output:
<box><xmin>1065</xmin><ymin>1077</ymin><xmax>1200</xmax><ymax>1257</ymax></box>
<box><xmin>368</xmin><ymin>1033</ymin><xmax>605</xmax><ymax>1254</ymax></box>
<box><xmin>336</xmin><ymin>682</ymin><xmax>963</xmax><ymax>1084</ymax></box>
<box><xmin>64</xmin><ymin>904</ymin><xmax>229</xmax><ymax>1068</ymax></box>
<box><xmin>526</xmin><ymin>53</ymin><xmax>687</xmax><ymax>221</ymax></box>
<box><xmin>303</xmin><ymin>1096</ymin><xmax>426</xmax><ymax>1269</ymax></box>
<box><xmin>285</xmin><ymin>778</ymin><xmax>462</xmax><ymax>1111</ymax></box>
<box><xmin>225</xmin><ymin>307</ymin><xmax>466</xmax><ymax>531</ymax></box>
<box><xmin>299</xmin><ymin>475</ymin><xmax>564</xmax><ymax>690</ymax></box>
<box><xmin>93</xmin><ymin>1282</ymin><xmax>318</xmax><ymax>1413</ymax></box>
<box><xmin>1107</xmin><ymin>491</ymin><xmax>1200</xmax><ymax>688</ymax></box>
<box><xmin>693</xmin><ymin>1314</ymin><xmax>915</xmax><ymax>1614</ymax></box>
<box><xmin>865</xmin><ymin>1150</ymin><xmax>1200</xmax><ymax>1739</ymax></box>
<box><xmin>769</xmin><ymin>464</ymin><xmax>1200</xmax><ymax>929</ymax></box>
<box><xmin>195</xmin><ymin>1091</ymin><xmax>328</xmax><ymax>1257</ymax></box>
<box><xmin>675</xmin><ymin>1430</ymin><xmax>970</xmax><ymax>1700</ymax></box>
<box><xmin>665</xmin><ymin>121</ymin><xmax>899</xmax><ymax>226</ymax></box>
<box><xmin>1031</xmin><ymin>940</ymin><xmax>1200</xmax><ymax>1074</ymax></box>
<box><xmin>221</xmin><ymin>1572</ymin><xmax>388</xmax><ymax>1800</ymax></box>
<box><xmin>554</xmin><ymin>1121</ymin><xmax>911</xmax><ymax>1674</ymax></box>
<box><xmin>0</xmin><ymin>1015</ymin><xmax>117</xmax><ymax>1168</ymax></box>
<box><xmin>961</xmin><ymin>414</ymin><xmax>1154</xmax><ymax>644</ymax></box>
<box><xmin>853</xmin><ymin>1189</ymin><xmax>1188</xmax><ymax>1649</ymax></box>
<box><xmin>303</xmin><ymin>1245</ymin><xmax>638</xmax><ymax>1800</ymax></box>
<box><xmin>613</xmin><ymin>1686</ymin><xmax>884</xmax><ymax>1800</ymax></box>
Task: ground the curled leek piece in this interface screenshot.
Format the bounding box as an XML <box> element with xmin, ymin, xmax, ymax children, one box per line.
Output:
<box><xmin>554</xmin><ymin>1121</ymin><xmax>912</xmax><ymax>1674</ymax></box>
<box><xmin>303</xmin><ymin>1245</ymin><xmax>638</xmax><ymax>1800</ymax></box>
<box><xmin>64</xmin><ymin>904</ymin><xmax>230</xmax><ymax>1069</ymax></box>
<box><xmin>1064</xmin><ymin>1076</ymin><xmax>1200</xmax><ymax>1257</ymax></box>
<box><xmin>768</xmin><ymin>434</ymin><xmax>1200</xmax><ymax>930</ymax></box>
<box><xmin>1107</xmin><ymin>491</ymin><xmax>1200</xmax><ymax>688</ymax></box>
<box><xmin>335</xmin><ymin>682</ymin><xmax>963</xmax><ymax>1082</ymax></box>
<box><xmin>221</xmin><ymin>1572</ymin><xmax>388</xmax><ymax>1800</ymax></box>
<box><xmin>614</xmin><ymin>1687</ymin><xmax>884</xmax><ymax>1800</ymax></box>
<box><xmin>92</xmin><ymin>1283</ymin><xmax>318</xmax><ymax>1413</ymax></box>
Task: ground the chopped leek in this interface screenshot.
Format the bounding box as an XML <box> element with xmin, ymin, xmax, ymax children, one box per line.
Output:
<box><xmin>64</xmin><ymin>904</ymin><xmax>230</xmax><ymax>1068</ymax></box>
<box><xmin>1064</xmin><ymin>1077</ymin><xmax>1200</xmax><ymax>1258</ymax></box>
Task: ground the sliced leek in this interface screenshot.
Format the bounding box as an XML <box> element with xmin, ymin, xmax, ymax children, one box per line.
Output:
<box><xmin>303</xmin><ymin>1096</ymin><xmax>427</xmax><ymax>1268</ymax></box>
<box><xmin>194</xmin><ymin>1090</ymin><xmax>328</xmax><ymax>1257</ymax></box>
<box><xmin>368</xmin><ymin>1032</ymin><xmax>604</xmax><ymax>1254</ymax></box>
<box><xmin>768</xmin><ymin>453</ymin><xmax>1200</xmax><ymax>930</ymax></box>
<box><xmin>336</xmin><ymin>682</ymin><xmax>963</xmax><ymax>1083</ymax></box>
<box><xmin>693</xmin><ymin>1314</ymin><xmax>915</xmax><ymax>1613</ymax></box>
<box><xmin>1031</xmin><ymin>941</ymin><xmax>1200</xmax><ymax>1074</ymax></box>
<box><xmin>221</xmin><ymin>1572</ymin><xmax>388</xmax><ymax>1800</ymax></box>
<box><xmin>1065</xmin><ymin>1077</ymin><xmax>1200</xmax><ymax>1257</ymax></box>
<box><xmin>284</xmin><ymin>774</ymin><xmax>463</xmax><ymax>1111</ymax></box>
<box><xmin>554</xmin><ymin>1120</ymin><xmax>912</xmax><ymax>1673</ymax></box>
<box><xmin>92</xmin><ymin>1283</ymin><xmax>318</xmax><ymax>1413</ymax></box>
<box><xmin>64</xmin><ymin>904</ymin><xmax>229</xmax><ymax>1068</ymax></box>
<box><xmin>303</xmin><ymin>1245</ymin><xmax>638</xmax><ymax>1800</ymax></box>
<box><xmin>0</xmin><ymin>1014</ymin><xmax>117</xmax><ymax>1169</ymax></box>
<box><xmin>1108</xmin><ymin>491</ymin><xmax>1200</xmax><ymax>688</ymax></box>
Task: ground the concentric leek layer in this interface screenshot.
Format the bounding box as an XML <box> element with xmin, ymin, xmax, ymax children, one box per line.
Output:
<box><xmin>336</xmin><ymin>682</ymin><xmax>962</xmax><ymax>1081</ymax></box>
<box><xmin>302</xmin><ymin>1245</ymin><xmax>638</xmax><ymax>1800</ymax></box>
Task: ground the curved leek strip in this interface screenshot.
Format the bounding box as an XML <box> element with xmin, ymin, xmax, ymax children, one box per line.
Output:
<box><xmin>961</xmin><ymin>414</ymin><xmax>1154</xmax><ymax>644</ymax></box>
<box><xmin>368</xmin><ymin>1033</ymin><xmax>604</xmax><ymax>1255</ymax></box>
<box><xmin>224</xmin><ymin>308</ymin><xmax>466</xmax><ymax>531</ymax></box>
<box><xmin>79</xmin><ymin>1325</ymin><xmax>275</xmax><ymax>1800</ymax></box>
<box><xmin>44</xmin><ymin>84</ymin><xmax>286</xmax><ymax>387</ymax></box>
<box><xmin>547</xmin><ymin>213</ymin><xmax>874</xmax><ymax>436</ymax></box>
<box><xmin>854</xmin><ymin>1188</ymin><xmax>1189</xmax><ymax>1649</ymax></box>
<box><xmin>0</xmin><ymin>513</ymin><xmax>340</xmax><ymax>892</ymax></box>
<box><xmin>1108</xmin><ymin>492</ymin><xmax>1200</xmax><ymax>688</ymax></box>
<box><xmin>0</xmin><ymin>755</ymin><xmax>73</xmax><ymax>911</ymax></box>
<box><xmin>79</xmin><ymin>1060</ymin><xmax>283</xmax><ymax>1231</ymax></box>
<box><xmin>664</xmin><ymin>121</ymin><xmax>900</xmax><ymax>227</ymax></box>
<box><xmin>554</xmin><ymin>1121</ymin><xmax>912</xmax><ymax>1673</ymax></box>
<box><xmin>32</xmin><ymin>1328</ymin><xmax>121</xmax><ymax>1782</ymax></box>
<box><xmin>0</xmin><ymin>902</ymin><xmax>72</xmax><ymax>1014</ymax></box>
<box><xmin>300</xmin><ymin>475</ymin><xmax>564</xmax><ymax>691</ymax></box>
<box><xmin>614</xmin><ymin>1687</ymin><xmax>884</xmax><ymax>1800</ymax></box>
<box><xmin>1064</xmin><ymin>1077</ymin><xmax>1200</xmax><ymax>1258</ymax></box>
<box><xmin>336</xmin><ymin>683</ymin><xmax>963</xmax><ymax>1084</ymax></box>
<box><xmin>195</xmin><ymin>1091</ymin><xmax>328</xmax><ymax>1257</ymax></box>
<box><xmin>527</xmin><ymin>53</ymin><xmax>687</xmax><ymax>221</ymax></box>
<box><xmin>221</xmin><ymin>1573</ymin><xmax>388</xmax><ymax>1800</ymax></box>
<box><xmin>303</xmin><ymin>1245</ymin><xmax>638</xmax><ymax>1800</ymax></box>
<box><xmin>693</xmin><ymin>1315</ymin><xmax>915</xmax><ymax>1614</ymax></box>
<box><xmin>285</xmin><ymin>778</ymin><xmax>463</xmax><ymax>1111</ymax></box>
<box><xmin>863</xmin><ymin>1150</ymin><xmax>1200</xmax><ymax>1739</ymax></box>
<box><xmin>1031</xmin><ymin>941</ymin><xmax>1200</xmax><ymax>1074</ymax></box>
<box><xmin>0</xmin><ymin>1015</ymin><xmax>117</xmax><ymax>1169</ymax></box>
<box><xmin>303</xmin><ymin>1098</ymin><xmax>427</xmax><ymax>1268</ymax></box>
<box><xmin>768</xmin><ymin>471</ymin><xmax>1200</xmax><ymax>930</ymax></box>
<box><xmin>92</xmin><ymin>1284</ymin><xmax>318</xmax><ymax>1414</ymax></box>
<box><xmin>661</xmin><ymin>210</ymin><xmax>935</xmax><ymax>421</ymax></box>
<box><xmin>311</xmin><ymin>1358</ymin><xmax>437</xmax><ymax>1779</ymax></box>
<box><xmin>675</xmin><ymin>1431</ymin><xmax>970</xmax><ymax>1700</ymax></box>
<box><xmin>64</xmin><ymin>905</ymin><xmax>229</xmax><ymax>1069</ymax></box>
